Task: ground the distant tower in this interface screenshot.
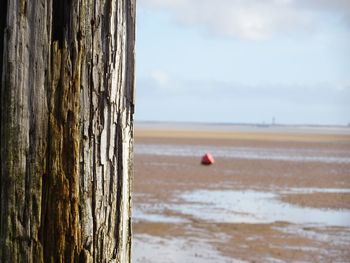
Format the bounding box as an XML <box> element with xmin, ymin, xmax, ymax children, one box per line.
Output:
<box><xmin>272</xmin><ymin>117</ymin><xmax>276</xmax><ymax>126</ymax></box>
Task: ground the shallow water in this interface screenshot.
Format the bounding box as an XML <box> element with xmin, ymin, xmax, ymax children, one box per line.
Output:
<box><xmin>133</xmin><ymin>206</ymin><xmax>187</xmax><ymax>223</ymax></box>
<box><xmin>174</xmin><ymin>190</ymin><xmax>350</xmax><ymax>227</ymax></box>
<box><xmin>135</xmin><ymin>144</ymin><xmax>350</xmax><ymax>164</ymax></box>
<box><xmin>133</xmin><ymin>189</ymin><xmax>350</xmax><ymax>227</ymax></box>
<box><xmin>133</xmin><ymin>234</ymin><xmax>241</xmax><ymax>263</ymax></box>
<box><xmin>133</xmin><ymin>188</ymin><xmax>350</xmax><ymax>262</ymax></box>
<box><xmin>133</xmin><ymin>129</ymin><xmax>350</xmax><ymax>261</ymax></box>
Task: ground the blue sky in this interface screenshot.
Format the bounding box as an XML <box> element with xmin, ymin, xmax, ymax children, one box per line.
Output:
<box><xmin>135</xmin><ymin>0</ymin><xmax>350</xmax><ymax>125</ymax></box>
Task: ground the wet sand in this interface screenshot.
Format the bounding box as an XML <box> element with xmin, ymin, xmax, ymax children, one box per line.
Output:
<box><xmin>132</xmin><ymin>125</ymin><xmax>350</xmax><ymax>262</ymax></box>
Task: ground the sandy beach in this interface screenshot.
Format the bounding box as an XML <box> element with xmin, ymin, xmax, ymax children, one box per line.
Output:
<box><xmin>132</xmin><ymin>124</ymin><xmax>350</xmax><ymax>262</ymax></box>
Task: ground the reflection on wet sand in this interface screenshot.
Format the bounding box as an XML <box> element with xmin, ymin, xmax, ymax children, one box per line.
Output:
<box><xmin>135</xmin><ymin>143</ymin><xmax>350</xmax><ymax>164</ymax></box>
<box><xmin>134</xmin><ymin>189</ymin><xmax>350</xmax><ymax>226</ymax></box>
<box><xmin>132</xmin><ymin>125</ymin><xmax>350</xmax><ymax>262</ymax></box>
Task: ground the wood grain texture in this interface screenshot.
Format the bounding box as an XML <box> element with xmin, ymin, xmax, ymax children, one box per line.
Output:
<box><xmin>0</xmin><ymin>0</ymin><xmax>135</xmax><ymax>262</ymax></box>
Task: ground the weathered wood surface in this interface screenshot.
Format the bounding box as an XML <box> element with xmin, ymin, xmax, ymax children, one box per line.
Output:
<box><xmin>0</xmin><ymin>0</ymin><xmax>135</xmax><ymax>262</ymax></box>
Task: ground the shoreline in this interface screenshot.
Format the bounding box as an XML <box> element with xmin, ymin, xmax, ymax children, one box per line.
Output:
<box><xmin>135</xmin><ymin>124</ymin><xmax>350</xmax><ymax>142</ymax></box>
<box><xmin>132</xmin><ymin>127</ymin><xmax>350</xmax><ymax>262</ymax></box>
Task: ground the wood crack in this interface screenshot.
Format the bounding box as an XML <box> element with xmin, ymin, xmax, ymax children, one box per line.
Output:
<box><xmin>0</xmin><ymin>0</ymin><xmax>135</xmax><ymax>261</ymax></box>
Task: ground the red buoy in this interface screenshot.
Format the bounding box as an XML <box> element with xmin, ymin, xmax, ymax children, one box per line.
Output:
<box><xmin>201</xmin><ymin>153</ymin><xmax>215</xmax><ymax>165</ymax></box>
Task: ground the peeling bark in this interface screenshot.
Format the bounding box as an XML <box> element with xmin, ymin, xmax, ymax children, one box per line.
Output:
<box><xmin>0</xmin><ymin>0</ymin><xmax>135</xmax><ymax>262</ymax></box>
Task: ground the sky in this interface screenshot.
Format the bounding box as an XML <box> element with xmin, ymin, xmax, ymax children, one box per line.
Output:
<box><xmin>135</xmin><ymin>0</ymin><xmax>350</xmax><ymax>125</ymax></box>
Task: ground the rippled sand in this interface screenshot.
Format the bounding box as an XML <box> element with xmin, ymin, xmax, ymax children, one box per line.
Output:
<box><xmin>132</xmin><ymin>124</ymin><xmax>350</xmax><ymax>262</ymax></box>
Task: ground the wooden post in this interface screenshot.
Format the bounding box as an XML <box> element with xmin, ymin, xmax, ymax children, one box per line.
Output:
<box><xmin>0</xmin><ymin>0</ymin><xmax>135</xmax><ymax>262</ymax></box>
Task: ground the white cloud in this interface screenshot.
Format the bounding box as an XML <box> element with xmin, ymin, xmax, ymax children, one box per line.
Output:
<box><xmin>150</xmin><ymin>70</ymin><xmax>170</xmax><ymax>87</ymax></box>
<box><xmin>139</xmin><ymin>0</ymin><xmax>350</xmax><ymax>40</ymax></box>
